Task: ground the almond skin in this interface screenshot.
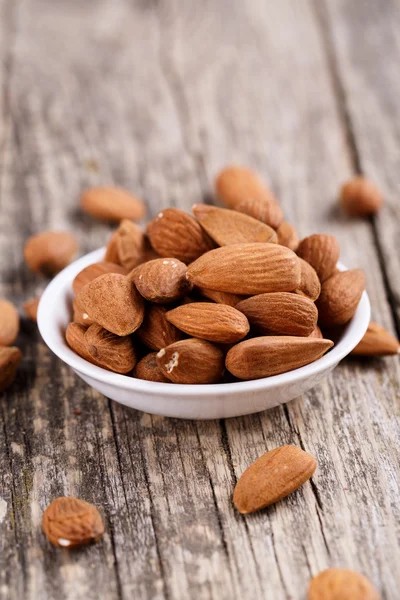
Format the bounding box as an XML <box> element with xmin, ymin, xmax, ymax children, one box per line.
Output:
<box><xmin>0</xmin><ymin>299</ymin><xmax>19</xmax><ymax>345</ymax></box>
<box><xmin>114</xmin><ymin>219</ymin><xmax>147</xmax><ymax>270</ymax></box>
<box><xmin>340</xmin><ymin>176</ymin><xmax>382</xmax><ymax>217</ymax></box>
<box><xmin>296</xmin><ymin>258</ymin><xmax>321</xmax><ymax>301</ymax></box>
<box><xmin>42</xmin><ymin>497</ymin><xmax>104</xmax><ymax>548</ymax></box>
<box><xmin>226</xmin><ymin>336</ymin><xmax>333</xmax><ymax>380</ymax></box>
<box><xmin>196</xmin><ymin>287</ymin><xmax>246</xmax><ymax>307</ymax></box>
<box><xmin>187</xmin><ymin>243</ymin><xmax>301</xmax><ymax>295</ymax></box>
<box><xmin>215</xmin><ymin>165</ymin><xmax>277</xmax><ymax>208</ymax></box>
<box><xmin>78</xmin><ymin>273</ymin><xmax>144</xmax><ymax>336</ymax></box>
<box><xmin>308</xmin><ymin>568</ymin><xmax>380</xmax><ymax>600</ymax></box>
<box><xmin>351</xmin><ymin>321</ymin><xmax>400</xmax><ymax>356</ymax></box>
<box><xmin>0</xmin><ymin>346</ymin><xmax>22</xmax><ymax>392</ymax></box>
<box><xmin>85</xmin><ymin>324</ymin><xmax>137</xmax><ymax>373</ymax></box>
<box><xmin>317</xmin><ymin>269</ymin><xmax>365</xmax><ymax>326</ymax></box>
<box><xmin>24</xmin><ymin>231</ymin><xmax>78</xmax><ymax>276</ymax></box>
<box><xmin>166</xmin><ymin>302</ymin><xmax>250</xmax><ymax>343</ymax></box>
<box><xmin>309</xmin><ymin>325</ymin><xmax>323</xmax><ymax>339</ymax></box>
<box><xmin>66</xmin><ymin>323</ymin><xmax>99</xmax><ymax>364</ymax></box>
<box><xmin>236</xmin><ymin>293</ymin><xmax>317</xmax><ymax>337</ymax></box>
<box><xmin>80</xmin><ymin>186</ymin><xmax>146</xmax><ymax>222</ymax></box>
<box><xmin>192</xmin><ymin>204</ymin><xmax>277</xmax><ymax>246</ymax></box>
<box><xmin>72</xmin><ymin>262</ymin><xmax>127</xmax><ymax>295</ymax></box>
<box><xmin>233</xmin><ymin>445</ymin><xmax>317</xmax><ymax>514</ymax></box>
<box><xmin>133</xmin><ymin>352</ymin><xmax>170</xmax><ymax>383</ymax></box>
<box><xmin>132</xmin><ymin>258</ymin><xmax>192</xmax><ymax>304</ymax></box>
<box><xmin>136</xmin><ymin>304</ymin><xmax>184</xmax><ymax>351</ymax></box>
<box><xmin>297</xmin><ymin>234</ymin><xmax>340</xmax><ymax>282</ymax></box>
<box><xmin>276</xmin><ymin>221</ymin><xmax>299</xmax><ymax>251</ymax></box>
<box><xmin>234</xmin><ymin>197</ymin><xmax>284</xmax><ymax>229</ymax></box>
<box><xmin>147</xmin><ymin>208</ymin><xmax>214</xmax><ymax>264</ymax></box>
<box><xmin>157</xmin><ymin>338</ymin><xmax>225</xmax><ymax>384</ymax></box>
<box><xmin>73</xmin><ymin>297</ymin><xmax>96</xmax><ymax>327</ymax></box>
<box><xmin>23</xmin><ymin>298</ymin><xmax>40</xmax><ymax>323</ymax></box>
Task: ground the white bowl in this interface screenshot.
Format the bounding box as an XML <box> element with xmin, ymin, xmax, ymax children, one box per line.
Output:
<box><xmin>37</xmin><ymin>248</ymin><xmax>370</xmax><ymax>420</ymax></box>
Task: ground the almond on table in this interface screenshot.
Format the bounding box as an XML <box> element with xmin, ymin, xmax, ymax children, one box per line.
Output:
<box><xmin>24</xmin><ymin>231</ymin><xmax>78</xmax><ymax>276</ymax></box>
<box><xmin>42</xmin><ymin>497</ymin><xmax>104</xmax><ymax>548</ymax></box>
<box><xmin>0</xmin><ymin>299</ymin><xmax>20</xmax><ymax>345</ymax></box>
<box><xmin>340</xmin><ymin>176</ymin><xmax>382</xmax><ymax>217</ymax></box>
<box><xmin>0</xmin><ymin>346</ymin><xmax>22</xmax><ymax>392</ymax></box>
<box><xmin>80</xmin><ymin>186</ymin><xmax>146</xmax><ymax>222</ymax></box>
<box><xmin>351</xmin><ymin>321</ymin><xmax>400</xmax><ymax>356</ymax></box>
<box><xmin>308</xmin><ymin>568</ymin><xmax>380</xmax><ymax>600</ymax></box>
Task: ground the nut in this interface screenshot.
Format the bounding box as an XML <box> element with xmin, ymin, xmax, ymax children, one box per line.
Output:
<box><xmin>215</xmin><ymin>165</ymin><xmax>277</xmax><ymax>208</ymax></box>
<box><xmin>80</xmin><ymin>186</ymin><xmax>145</xmax><ymax>222</ymax></box>
<box><xmin>340</xmin><ymin>176</ymin><xmax>382</xmax><ymax>217</ymax></box>
<box><xmin>0</xmin><ymin>346</ymin><xmax>22</xmax><ymax>392</ymax></box>
<box><xmin>317</xmin><ymin>269</ymin><xmax>365</xmax><ymax>326</ymax></box>
<box><xmin>0</xmin><ymin>299</ymin><xmax>19</xmax><ymax>345</ymax></box>
<box><xmin>308</xmin><ymin>568</ymin><xmax>380</xmax><ymax>600</ymax></box>
<box><xmin>42</xmin><ymin>496</ymin><xmax>104</xmax><ymax>548</ymax></box>
<box><xmin>23</xmin><ymin>298</ymin><xmax>40</xmax><ymax>322</ymax></box>
<box><xmin>351</xmin><ymin>321</ymin><xmax>399</xmax><ymax>356</ymax></box>
<box><xmin>73</xmin><ymin>261</ymin><xmax>127</xmax><ymax>295</ymax></box>
<box><xmin>297</xmin><ymin>234</ymin><xmax>340</xmax><ymax>282</ymax></box>
<box><xmin>136</xmin><ymin>304</ymin><xmax>184</xmax><ymax>351</ymax></box>
<box><xmin>134</xmin><ymin>352</ymin><xmax>170</xmax><ymax>383</ymax></box>
<box><xmin>157</xmin><ymin>338</ymin><xmax>225</xmax><ymax>384</ymax></box>
<box><xmin>132</xmin><ymin>258</ymin><xmax>192</xmax><ymax>304</ymax></box>
<box><xmin>276</xmin><ymin>221</ymin><xmax>299</xmax><ymax>251</ymax></box>
<box><xmin>24</xmin><ymin>231</ymin><xmax>78</xmax><ymax>276</ymax></box>
<box><xmin>85</xmin><ymin>324</ymin><xmax>137</xmax><ymax>373</ymax></box>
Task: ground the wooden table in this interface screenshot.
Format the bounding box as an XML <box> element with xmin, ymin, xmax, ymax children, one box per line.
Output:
<box><xmin>1</xmin><ymin>1</ymin><xmax>400</xmax><ymax>598</ymax></box>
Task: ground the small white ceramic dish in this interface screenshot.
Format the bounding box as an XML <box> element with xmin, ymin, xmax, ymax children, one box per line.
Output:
<box><xmin>37</xmin><ymin>248</ymin><xmax>370</xmax><ymax>420</ymax></box>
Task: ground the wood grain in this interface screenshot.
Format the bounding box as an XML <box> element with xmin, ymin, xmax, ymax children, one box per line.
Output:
<box><xmin>0</xmin><ymin>0</ymin><xmax>399</xmax><ymax>599</ymax></box>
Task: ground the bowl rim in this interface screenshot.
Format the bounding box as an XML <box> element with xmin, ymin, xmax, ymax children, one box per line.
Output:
<box><xmin>37</xmin><ymin>247</ymin><xmax>371</xmax><ymax>397</ymax></box>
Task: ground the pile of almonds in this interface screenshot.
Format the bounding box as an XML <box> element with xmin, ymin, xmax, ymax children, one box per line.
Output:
<box><xmin>65</xmin><ymin>167</ymin><xmax>375</xmax><ymax>384</ymax></box>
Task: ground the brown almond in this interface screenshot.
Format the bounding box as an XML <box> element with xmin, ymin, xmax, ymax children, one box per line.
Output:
<box><xmin>0</xmin><ymin>299</ymin><xmax>19</xmax><ymax>345</ymax></box>
<box><xmin>340</xmin><ymin>176</ymin><xmax>382</xmax><ymax>217</ymax></box>
<box><xmin>234</xmin><ymin>197</ymin><xmax>284</xmax><ymax>229</ymax></box>
<box><xmin>351</xmin><ymin>321</ymin><xmax>400</xmax><ymax>356</ymax></box>
<box><xmin>115</xmin><ymin>219</ymin><xmax>147</xmax><ymax>270</ymax></box>
<box><xmin>42</xmin><ymin>497</ymin><xmax>104</xmax><ymax>548</ymax></box>
<box><xmin>233</xmin><ymin>445</ymin><xmax>317</xmax><ymax>514</ymax></box>
<box><xmin>157</xmin><ymin>338</ymin><xmax>225</xmax><ymax>384</ymax></box>
<box><xmin>296</xmin><ymin>258</ymin><xmax>321</xmax><ymax>301</ymax></box>
<box><xmin>73</xmin><ymin>262</ymin><xmax>127</xmax><ymax>295</ymax></box>
<box><xmin>136</xmin><ymin>305</ymin><xmax>184</xmax><ymax>351</ymax></box>
<box><xmin>276</xmin><ymin>221</ymin><xmax>299</xmax><ymax>251</ymax></box>
<box><xmin>23</xmin><ymin>298</ymin><xmax>40</xmax><ymax>323</ymax></box>
<box><xmin>308</xmin><ymin>568</ymin><xmax>380</xmax><ymax>600</ymax></box>
<box><xmin>147</xmin><ymin>208</ymin><xmax>214</xmax><ymax>263</ymax></box>
<box><xmin>215</xmin><ymin>165</ymin><xmax>277</xmax><ymax>208</ymax></box>
<box><xmin>85</xmin><ymin>324</ymin><xmax>137</xmax><ymax>373</ymax></box>
<box><xmin>133</xmin><ymin>352</ymin><xmax>170</xmax><ymax>383</ymax></box>
<box><xmin>309</xmin><ymin>325</ymin><xmax>323</xmax><ymax>339</ymax></box>
<box><xmin>0</xmin><ymin>346</ymin><xmax>22</xmax><ymax>392</ymax></box>
<box><xmin>192</xmin><ymin>204</ymin><xmax>277</xmax><ymax>246</ymax></box>
<box><xmin>103</xmin><ymin>231</ymin><xmax>121</xmax><ymax>264</ymax></box>
<box><xmin>166</xmin><ymin>302</ymin><xmax>250</xmax><ymax>344</ymax></box>
<box><xmin>80</xmin><ymin>186</ymin><xmax>146</xmax><ymax>222</ymax></box>
<box><xmin>24</xmin><ymin>231</ymin><xmax>78</xmax><ymax>276</ymax></box>
<box><xmin>196</xmin><ymin>287</ymin><xmax>246</xmax><ymax>307</ymax></box>
<box><xmin>236</xmin><ymin>293</ymin><xmax>317</xmax><ymax>337</ymax></box>
<box><xmin>226</xmin><ymin>336</ymin><xmax>333</xmax><ymax>380</ymax></box>
<box><xmin>317</xmin><ymin>269</ymin><xmax>365</xmax><ymax>326</ymax></box>
<box><xmin>133</xmin><ymin>258</ymin><xmax>192</xmax><ymax>304</ymax></box>
<box><xmin>66</xmin><ymin>323</ymin><xmax>99</xmax><ymax>364</ymax></box>
<box><xmin>73</xmin><ymin>297</ymin><xmax>95</xmax><ymax>327</ymax></box>
<box><xmin>187</xmin><ymin>243</ymin><xmax>301</xmax><ymax>295</ymax></box>
<box><xmin>297</xmin><ymin>234</ymin><xmax>340</xmax><ymax>282</ymax></box>
<box><xmin>78</xmin><ymin>273</ymin><xmax>144</xmax><ymax>336</ymax></box>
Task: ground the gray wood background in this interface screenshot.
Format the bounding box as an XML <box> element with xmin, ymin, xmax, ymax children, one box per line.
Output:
<box><xmin>1</xmin><ymin>0</ymin><xmax>399</xmax><ymax>598</ymax></box>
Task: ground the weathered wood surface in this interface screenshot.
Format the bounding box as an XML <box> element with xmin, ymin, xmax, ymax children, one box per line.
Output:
<box><xmin>0</xmin><ymin>0</ymin><xmax>399</xmax><ymax>599</ymax></box>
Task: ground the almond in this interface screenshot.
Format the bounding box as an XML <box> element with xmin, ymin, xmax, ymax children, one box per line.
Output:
<box><xmin>166</xmin><ymin>302</ymin><xmax>250</xmax><ymax>344</ymax></box>
<box><xmin>309</xmin><ymin>325</ymin><xmax>323</xmax><ymax>339</ymax></box>
<box><xmin>85</xmin><ymin>324</ymin><xmax>137</xmax><ymax>373</ymax></box>
<box><xmin>226</xmin><ymin>336</ymin><xmax>333</xmax><ymax>380</ymax></box>
<box><xmin>114</xmin><ymin>219</ymin><xmax>147</xmax><ymax>269</ymax></box>
<box><xmin>192</xmin><ymin>204</ymin><xmax>277</xmax><ymax>246</ymax></box>
<box><xmin>42</xmin><ymin>497</ymin><xmax>104</xmax><ymax>548</ymax></box>
<box><xmin>233</xmin><ymin>445</ymin><xmax>317</xmax><ymax>514</ymax></box>
<box><xmin>103</xmin><ymin>231</ymin><xmax>121</xmax><ymax>264</ymax></box>
<box><xmin>297</xmin><ymin>234</ymin><xmax>340</xmax><ymax>282</ymax></box>
<box><xmin>72</xmin><ymin>262</ymin><xmax>127</xmax><ymax>295</ymax></box>
<box><xmin>157</xmin><ymin>338</ymin><xmax>225</xmax><ymax>384</ymax></box>
<box><xmin>23</xmin><ymin>297</ymin><xmax>40</xmax><ymax>323</ymax></box>
<box><xmin>133</xmin><ymin>352</ymin><xmax>170</xmax><ymax>383</ymax></box>
<box><xmin>80</xmin><ymin>186</ymin><xmax>146</xmax><ymax>222</ymax></box>
<box><xmin>132</xmin><ymin>258</ymin><xmax>192</xmax><ymax>304</ymax></box>
<box><xmin>136</xmin><ymin>304</ymin><xmax>184</xmax><ymax>351</ymax></box>
<box><xmin>78</xmin><ymin>273</ymin><xmax>144</xmax><ymax>336</ymax></box>
<box><xmin>234</xmin><ymin>197</ymin><xmax>284</xmax><ymax>229</ymax></box>
<box><xmin>66</xmin><ymin>323</ymin><xmax>98</xmax><ymax>364</ymax></box>
<box><xmin>215</xmin><ymin>165</ymin><xmax>277</xmax><ymax>207</ymax></box>
<box><xmin>317</xmin><ymin>269</ymin><xmax>365</xmax><ymax>326</ymax></box>
<box><xmin>351</xmin><ymin>321</ymin><xmax>400</xmax><ymax>356</ymax></box>
<box><xmin>147</xmin><ymin>208</ymin><xmax>214</xmax><ymax>263</ymax></box>
<box><xmin>276</xmin><ymin>221</ymin><xmax>299</xmax><ymax>251</ymax></box>
<box><xmin>0</xmin><ymin>299</ymin><xmax>19</xmax><ymax>345</ymax></box>
<box><xmin>187</xmin><ymin>243</ymin><xmax>301</xmax><ymax>295</ymax></box>
<box><xmin>236</xmin><ymin>293</ymin><xmax>317</xmax><ymax>337</ymax></box>
<box><xmin>24</xmin><ymin>231</ymin><xmax>78</xmax><ymax>276</ymax></box>
<box><xmin>196</xmin><ymin>287</ymin><xmax>246</xmax><ymax>307</ymax></box>
<box><xmin>340</xmin><ymin>176</ymin><xmax>382</xmax><ymax>217</ymax></box>
<box><xmin>73</xmin><ymin>297</ymin><xmax>95</xmax><ymax>327</ymax></box>
<box><xmin>0</xmin><ymin>346</ymin><xmax>22</xmax><ymax>392</ymax></box>
<box><xmin>308</xmin><ymin>568</ymin><xmax>380</xmax><ymax>600</ymax></box>
<box><xmin>296</xmin><ymin>258</ymin><xmax>321</xmax><ymax>301</ymax></box>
